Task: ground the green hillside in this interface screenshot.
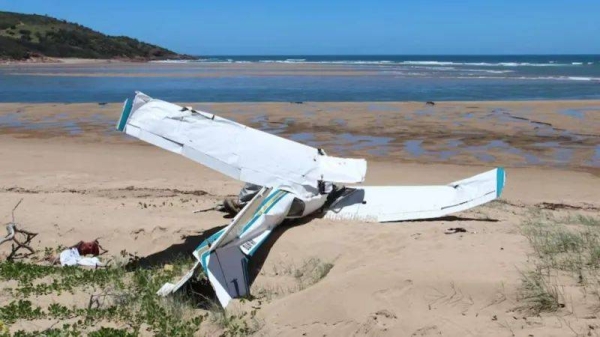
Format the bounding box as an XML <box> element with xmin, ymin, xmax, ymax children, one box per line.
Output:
<box><xmin>0</xmin><ymin>11</ymin><xmax>191</xmax><ymax>60</ymax></box>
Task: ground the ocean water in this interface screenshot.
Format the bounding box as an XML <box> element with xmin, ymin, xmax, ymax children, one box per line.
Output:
<box><xmin>0</xmin><ymin>55</ymin><xmax>599</xmax><ymax>102</ymax></box>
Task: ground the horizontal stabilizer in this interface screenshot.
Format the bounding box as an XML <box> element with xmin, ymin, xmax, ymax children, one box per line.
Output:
<box><xmin>156</xmin><ymin>261</ymin><xmax>201</xmax><ymax>296</ymax></box>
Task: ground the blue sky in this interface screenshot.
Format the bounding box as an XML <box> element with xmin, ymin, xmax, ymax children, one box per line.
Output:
<box><xmin>2</xmin><ymin>0</ymin><xmax>599</xmax><ymax>55</ymax></box>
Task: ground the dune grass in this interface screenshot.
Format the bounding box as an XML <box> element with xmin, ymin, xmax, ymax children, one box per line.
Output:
<box><xmin>293</xmin><ymin>257</ymin><xmax>334</xmax><ymax>291</ymax></box>
<box><xmin>519</xmin><ymin>211</ymin><xmax>600</xmax><ymax>314</ymax></box>
<box><xmin>518</xmin><ymin>268</ymin><xmax>562</xmax><ymax>314</ymax></box>
<box><xmin>254</xmin><ymin>257</ymin><xmax>334</xmax><ymax>301</ymax></box>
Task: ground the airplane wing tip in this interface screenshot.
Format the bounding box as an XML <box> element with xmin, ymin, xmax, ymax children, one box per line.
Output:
<box><xmin>496</xmin><ymin>167</ymin><xmax>506</xmax><ymax>198</ymax></box>
<box><xmin>116</xmin><ymin>97</ymin><xmax>133</xmax><ymax>132</ymax></box>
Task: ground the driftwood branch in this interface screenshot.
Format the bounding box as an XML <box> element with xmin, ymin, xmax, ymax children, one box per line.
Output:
<box><xmin>11</xmin><ymin>198</ymin><xmax>23</xmax><ymax>224</ymax></box>
<box><xmin>1</xmin><ymin>199</ymin><xmax>38</xmax><ymax>261</ymax></box>
<box><xmin>193</xmin><ymin>205</ymin><xmax>218</xmax><ymax>213</ymax></box>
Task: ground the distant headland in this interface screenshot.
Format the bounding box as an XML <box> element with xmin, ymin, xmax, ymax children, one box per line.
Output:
<box><xmin>0</xmin><ymin>11</ymin><xmax>194</xmax><ymax>62</ymax></box>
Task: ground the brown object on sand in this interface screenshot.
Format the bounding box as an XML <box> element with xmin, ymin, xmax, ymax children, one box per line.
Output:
<box><xmin>76</xmin><ymin>240</ymin><xmax>100</xmax><ymax>256</ymax></box>
<box><xmin>73</xmin><ymin>240</ymin><xmax>106</xmax><ymax>256</ymax></box>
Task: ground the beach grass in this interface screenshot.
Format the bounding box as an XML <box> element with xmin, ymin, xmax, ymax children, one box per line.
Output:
<box><xmin>518</xmin><ymin>268</ymin><xmax>562</xmax><ymax>314</ymax></box>
<box><xmin>519</xmin><ymin>211</ymin><xmax>600</xmax><ymax>313</ymax></box>
<box><xmin>253</xmin><ymin>257</ymin><xmax>334</xmax><ymax>301</ymax></box>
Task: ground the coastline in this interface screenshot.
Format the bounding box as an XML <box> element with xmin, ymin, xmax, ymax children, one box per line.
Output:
<box><xmin>0</xmin><ymin>57</ymin><xmax>165</xmax><ymax>65</ymax></box>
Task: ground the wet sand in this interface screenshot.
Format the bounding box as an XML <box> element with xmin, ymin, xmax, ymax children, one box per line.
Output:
<box><xmin>1</xmin><ymin>61</ymin><xmax>380</xmax><ymax>78</ymax></box>
<box><xmin>1</xmin><ymin>100</ymin><xmax>600</xmax><ymax>336</ymax></box>
<box><xmin>0</xmin><ymin>60</ymin><xmax>373</xmax><ymax>73</ymax></box>
<box><xmin>1</xmin><ymin>101</ymin><xmax>599</xmax><ymax>172</ymax></box>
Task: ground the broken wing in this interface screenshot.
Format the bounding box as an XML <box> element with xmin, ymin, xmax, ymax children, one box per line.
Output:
<box><xmin>117</xmin><ymin>92</ymin><xmax>367</xmax><ymax>195</ymax></box>
<box><xmin>325</xmin><ymin>167</ymin><xmax>506</xmax><ymax>222</ymax></box>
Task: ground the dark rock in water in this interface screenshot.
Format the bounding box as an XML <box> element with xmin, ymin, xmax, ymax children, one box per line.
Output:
<box><xmin>426</xmin><ymin>101</ymin><xmax>435</xmax><ymax>106</ymax></box>
<box><xmin>290</xmin><ymin>101</ymin><xmax>304</xmax><ymax>104</ymax></box>
<box><xmin>98</xmin><ymin>102</ymin><xmax>108</xmax><ymax>106</ymax></box>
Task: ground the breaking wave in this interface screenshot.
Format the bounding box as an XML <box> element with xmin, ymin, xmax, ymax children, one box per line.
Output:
<box><xmin>455</xmin><ymin>75</ymin><xmax>600</xmax><ymax>82</ymax></box>
<box><xmin>150</xmin><ymin>57</ymin><xmax>599</xmax><ymax>83</ymax></box>
<box><xmin>154</xmin><ymin>59</ymin><xmax>594</xmax><ymax>67</ymax></box>
<box><xmin>397</xmin><ymin>61</ymin><xmax>578</xmax><ymax>67</ymax></box>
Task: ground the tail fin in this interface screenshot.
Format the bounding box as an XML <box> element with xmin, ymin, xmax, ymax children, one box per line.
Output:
<box><xmin>198</xmin><ymin>188</ymin><xmax>293</xmax><ymax>307</ymax></box>
<box><xmin>158</xmin><ymin>188</ymin><xmax>294</xmax><ymax>307</ymax></box>
<box><xmin>199</xmin><ymin>246</ymin><xmax>250</xmax><ymax>307</ymax></box>
<box><xmin>156</xmin><ymin>223</ymin><xmax>255</xmax><ymax>306</ymax></box>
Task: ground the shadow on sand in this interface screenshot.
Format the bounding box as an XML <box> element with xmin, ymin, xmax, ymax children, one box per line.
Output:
<box><xmin>125</xmin><ymin>211</ymin><xmax>497</xmax><ymax>307</ymax></box>
<box><xmin>129</xmin><ymin>211</ymin><xmax>496</xmax><ymax>272</ymax></box>
<box><xmin>126</xmin><ymin>225</ymin><xmax>226</xmax><ymax>270</ymax></box>
<box><xmin>404</xmin><ymin>215</ymin><xmax>500</xmax><ymax>223</ymax></box>
<box><xmin>124</xmin><ymin>216</ymin><xmax>311</xmax><ymax>307</ymax></box>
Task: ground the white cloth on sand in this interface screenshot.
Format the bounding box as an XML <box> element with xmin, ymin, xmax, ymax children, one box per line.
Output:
<box><xmin>59</xmin><ymin>248</ymin><xmax>102</xmax><ymax>267</ymax></box>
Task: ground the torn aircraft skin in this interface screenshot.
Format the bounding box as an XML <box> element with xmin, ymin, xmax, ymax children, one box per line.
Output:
<box><xmin>117</xmin><ymin>92</ymin><xmax>507</xmax><ymax>307</ymax></box>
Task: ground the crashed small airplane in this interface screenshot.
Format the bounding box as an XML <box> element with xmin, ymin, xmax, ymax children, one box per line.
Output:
<box><xmin>116</xmin><ymin>92</ymin><xmax>506</xmax><ymax>307</ymax></box>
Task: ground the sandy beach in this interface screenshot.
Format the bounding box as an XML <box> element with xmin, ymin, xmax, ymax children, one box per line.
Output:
<box><xmin>1</xmin><ymin>0</ymin><xmax>599</xmax><ymax>334</ymax></box>
<box><xmin>0</xmin><ymin>100</ymin><xmax>599</xmax><ymax>336</ymax></box>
